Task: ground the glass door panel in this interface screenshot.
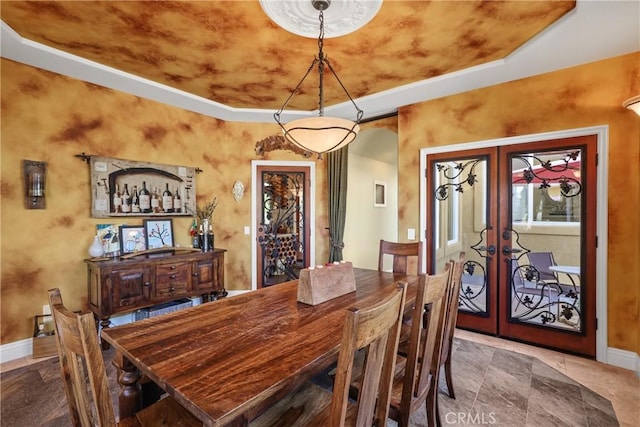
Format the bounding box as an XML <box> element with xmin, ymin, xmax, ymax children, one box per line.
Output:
<box><xmin>427</xmin><ymin>148</ymin><xmax>499</xmax><ymax>335</ymax></box>
<box><xmin>508</xmin><ymin>149</ymin><xmax>583</xmax><ymax>332</ymax></box>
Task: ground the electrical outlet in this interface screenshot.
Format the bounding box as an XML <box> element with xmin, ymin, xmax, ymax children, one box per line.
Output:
<box><xmin>244</xmin><ymin>226</ymin><xmax>250</xmax><ymax>235</ymax></box>
<box><xmin>407</xmin><ymin>228</ymin><xmax>416</xmax><ymax>240</ymax></box>
<box><xmin>43</xmin><ymin>304</ymin><xmax>51</xmax><ymax>315</ymax></box>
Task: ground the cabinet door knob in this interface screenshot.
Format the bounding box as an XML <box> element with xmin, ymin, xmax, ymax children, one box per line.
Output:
<box><xmin>169</xmin><ymin>287</ymin><xmax>175</xmax><ymax>292</ymax></box>
<box><xmin>170</xmin><ymin>274</ymin><xmax>176</xmax><ymax>279</ymax></box>
<box><xmin>193</xmin><ymin>272</ymin><xmax>199</xmax><ymax>277</ymax></box>
<box><xmin>170</xmin><ymin>265</ymin><xmax>177</xmax><ymax>270</ymax></box>
<box><xmin>144</xmin><ymin>282</ymin><xmax>151</xmax><ymax>287</ymax></box>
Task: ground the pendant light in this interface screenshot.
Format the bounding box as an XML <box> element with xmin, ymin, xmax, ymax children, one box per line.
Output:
<box><xmin>623</xmin><ymin>95</ymin><xmax>640</xmax><ymax>116</ymax></box>
<box><xmin>273</xmin><ymin>0</ymin><xmax>363</xmax><ymax>159</ymax></box>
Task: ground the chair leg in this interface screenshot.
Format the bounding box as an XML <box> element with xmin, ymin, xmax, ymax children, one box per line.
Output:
<box><xmin>444</xmin><ymin>355</ymin><xmax>456</xmax><ymax>399</ymax></box>
<box><xmin>426</xmin><ymin>385</ymin><xmax>437</xmax><ymax>427</ymax></box>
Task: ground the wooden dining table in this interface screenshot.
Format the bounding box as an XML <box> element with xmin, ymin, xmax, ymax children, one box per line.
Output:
<box><xmin>101</xmin><ymin>268</ymin><xmax>419</xmax><ymax>427</ymax></box>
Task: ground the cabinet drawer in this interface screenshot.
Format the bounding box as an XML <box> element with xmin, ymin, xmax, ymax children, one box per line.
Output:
<box><xmin>155</xmin><ymin>263</ymin><xmax>191</xmax><ymax>298</ymax></box>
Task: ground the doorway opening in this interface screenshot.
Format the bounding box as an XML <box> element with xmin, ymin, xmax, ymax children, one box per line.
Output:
<box><xmin>251</xmin><ymin>161</ymin><xmax>316</xmax><ymax>290</ymax></box>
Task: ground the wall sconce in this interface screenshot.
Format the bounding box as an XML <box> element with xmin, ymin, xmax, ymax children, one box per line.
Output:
<box><xmin>23</xmin><ymin>160</ymin><xmax>46</xmax><ymax>209</ymax></box>
<box><xmin>623</xmin><ymin>95</ymin><xmax>640</xmax><ymax>116</ymax></box>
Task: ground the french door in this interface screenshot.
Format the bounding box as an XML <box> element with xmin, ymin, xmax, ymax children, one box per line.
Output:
<box><xmin>425</xmin><ymin>135</ymin><xmax>597</xmax><ymax>357</ymax></box>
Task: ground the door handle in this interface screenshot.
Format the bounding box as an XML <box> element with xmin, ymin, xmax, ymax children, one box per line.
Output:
<box><xmin>502</xmin><ymin>246</ymin><xmax>522</xmax><ymax>256</ymax></box>
<box><xmin>477</xmin><ymin>245</ymin><xmax>496</xmax><ymax>255</ymax></box>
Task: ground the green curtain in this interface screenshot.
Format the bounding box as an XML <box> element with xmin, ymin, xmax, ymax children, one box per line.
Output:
<box><xmin>327</xmin><ymin>147</ymin><xmax>348</xmax><ymax>262</ymax></box>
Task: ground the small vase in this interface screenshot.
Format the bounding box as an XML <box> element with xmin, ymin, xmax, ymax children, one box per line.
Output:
<box><xmin>200</xmin><ymin>219</ymin><xmax>210</xmax><ymax>252</ymax></box>
<box><xmin>89</xmin><ymin>235</ymin><xmax>104</xmax><ymax>258</ymax></box>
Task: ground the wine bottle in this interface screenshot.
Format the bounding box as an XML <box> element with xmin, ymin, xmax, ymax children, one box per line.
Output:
<box><xmin>151</xmin><ymin>186</ymin><xmax>160</xmax><ymax>213</ymax></box>
<box><xmin>173</xmin><ymin>186</ymin><xmax>182</xmax><ymax>213</ymax></box>
<box><xmin>162</xmin><ymin>183</ymin><xmax>173</xmax><ymax>213</ymax></box>
<box><xmin>121</xmin><ymin>184</ymin><xmax>131</xmax><ymax>213</ymax></box>
<box><xmin>139</xmin><ymin>181</ymin><xmax>151</xmax><ymax>213</ymax></box>
<box><xmin>131</xmin><ymin>185</ymin><xmax>140</xmax><ymax>213</ymax></box>
<box><xmin>112</xmin><ymin>184</ymin><xmax>122</xmax><ymax>213</ymax></box>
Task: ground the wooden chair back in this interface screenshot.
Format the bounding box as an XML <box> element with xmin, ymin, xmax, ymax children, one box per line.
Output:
<box><xmin>440</xmin><ymin>253</ymin><xmax>466</xmax><ymax>371</ymax></box>
<box><xmin>438</xmin><ymin>253</ymin><xmax>466</xmax><ymax>401</ymax></box>
<box><xmin>392</xmin><ymin>263</ymin><xmax>453</xmax><ymax>427</ymax></box>
<box><xmin>48</xmin><ymin>288</ymin><xmax>117</xmax><ymax>427</ymax></box>
<box><xmin>378</xmin><ymin>240</ymin><xmax>423</xmax><ymax>275</ymax></box>
<box><xmin>330</xmin><ymin>281</ymin><xmax>408</xmax><ymax>427</ymax></box>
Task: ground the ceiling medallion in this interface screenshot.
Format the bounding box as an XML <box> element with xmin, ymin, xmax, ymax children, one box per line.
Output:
<box><xmin>259</xmin><ymin>0</ymin><xmax>382</xmax><ymax>38</ymax></box>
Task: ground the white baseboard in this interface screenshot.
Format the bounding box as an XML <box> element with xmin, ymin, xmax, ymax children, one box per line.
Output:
<box><xmin>0</xmin><ymin>338</ymin><xmax>33</xmax><ymax>364</ymax></box>
<box><xmin>607</xmin><ymin>346</ymin><xmax>640</xmax><ymax>373</ymax></box>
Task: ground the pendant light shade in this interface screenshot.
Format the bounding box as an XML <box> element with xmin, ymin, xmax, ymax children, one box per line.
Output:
<box><xmin>272</xmin><ymin>0</ymin><xmax>364</xmax><ymax>159</ymax></box>
<box><xmin>282</xmin><ymin>116</ymin><xmax>360</xmax><ymax>154</ymax></box>
<box><xmin>623</xmin><ymin>95</ymin><xmax>640</xmax><ymax>116</ymax></box>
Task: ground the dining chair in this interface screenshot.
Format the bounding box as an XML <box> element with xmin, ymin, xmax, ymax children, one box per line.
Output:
<box><xmin>250</xmin><ymin>281</ymin><xmax>408</xmax><ymax>427</ymax></box>
<box><xmin>47</xmin><ymin>288</ymin><xmax>202</xmax><ymax>427</ymax></box>
<box><xmin>388</xmin><ymin>263</ymin><xmax>453</xmax><ymax>427</ymax></box>
<box><xmin>438</xmin><ymin>252</ymin><xmax>466</xmax><ymax>400</ymax></box>
<box><xmin>378</xmin><ymin>239</ymin><xmax>423</xmax><ymax>275</ymax></box>
<box><xmin>526</xmin><ymin>251</ymin><xmax>560</xmax><ymax>285</ymax></box>
<box><xmin>512</xmin><ymin>258</ymin><xmax>560</xmax><ymax>311</ymax></box>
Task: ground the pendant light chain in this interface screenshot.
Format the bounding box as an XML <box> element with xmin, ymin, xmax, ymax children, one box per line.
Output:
<box><xmin>318</xmin><ymin>8</ymin><xmax>325</xmax><ymax>117</ymax></box>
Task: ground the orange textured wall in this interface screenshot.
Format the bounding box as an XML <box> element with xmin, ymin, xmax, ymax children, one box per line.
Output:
<box><xmin>397</xmin><ymin>52</ymin><xmax>640</xmax><ymax>354</ymax></box>
<box><xmin>0</xmin><ymin>59</ymin><xmax>331</xmax><ymax>345</ymax></box>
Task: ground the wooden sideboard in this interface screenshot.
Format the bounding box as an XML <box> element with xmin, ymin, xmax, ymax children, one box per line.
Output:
<box><xmin>86</xmin><ymin>249</ymin><xmax>226</xmax><ymax>332</ymax></box>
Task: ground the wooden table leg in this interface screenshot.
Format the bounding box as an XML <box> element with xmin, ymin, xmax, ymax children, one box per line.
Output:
<box><xmin>112</xmin><ymin>351</ymin><xmax>142</xmax><ymax>419</ymax></box>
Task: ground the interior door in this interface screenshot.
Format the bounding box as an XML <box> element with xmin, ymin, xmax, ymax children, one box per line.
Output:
<box><xmin>426</xmin><ymin>135</ymin><xmax>597</xmax><ymax>357</ymax></box>
<box><xmin>256</xmin><ymin>165</ymin><xmax>311</xmax><ymax>288</ymax></box>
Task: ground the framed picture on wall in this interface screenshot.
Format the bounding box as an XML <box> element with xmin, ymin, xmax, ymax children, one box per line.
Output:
<box><xmin>374</xmin><ymin>180</ymin><xmax>387</xmax><ymax>207</ymax></box>
<box><xmin>144</xmin><ymin>219</ymin><xmax>174</xmax><ymax>249</ymax></box>
<box><xmin>90</xmin><ymin>156</ymin><xmax>197</xmax><ymax>218</ymax></box>
<box><xmin>119</xmin><ymin>225</ymin><xmax>147</xmax><ymax>254</ymax></box>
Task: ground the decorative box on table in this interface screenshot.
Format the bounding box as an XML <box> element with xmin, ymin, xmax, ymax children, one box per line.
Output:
<box><xmin>297</xmin><ymin>261</ymin><xmax>356</xmax><ymax>305</ymax></box>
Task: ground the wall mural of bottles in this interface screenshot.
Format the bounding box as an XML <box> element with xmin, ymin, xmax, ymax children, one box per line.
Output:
<box><xmin>90</xmin><ymin>156</ymin><xmax>197</xmax><ymax>218</ymax></box>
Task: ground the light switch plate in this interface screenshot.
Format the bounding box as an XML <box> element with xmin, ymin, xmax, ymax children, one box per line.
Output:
<box><xmin>407</xmin><ymin>228</ymin><xmax>416</xmax><ymax>240</ymax></box>
<box><xmin>244</xmin><ymin>226</ymin><xmax>250</xmax><ymax>235</ymax></box>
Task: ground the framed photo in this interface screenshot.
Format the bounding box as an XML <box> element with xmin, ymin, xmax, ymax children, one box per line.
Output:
<box><xmin>374</xmin><ymin>180</ymin><xmax>387</xmax><ymax>207</ymax></box>
<box><xmin>97</xmin><ymin>223</ymin><xmax>122</xmax><ymax>257</ymax></box>
<box><xmin>144</xmin><ymin>219</ymin><xmax>174</xmax><ymax>249</ymax></box>
<box><xmin>119</xmin><ymin>225</ymin><xmax>147</xmax><ymax>254</ymax></box>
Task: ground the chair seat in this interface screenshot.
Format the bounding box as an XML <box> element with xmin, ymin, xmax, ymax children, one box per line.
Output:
<box><xmin>125</xmin><ymin>396</ymin><xmax>202</xmax><ymax>427</ymax></box>
<box><xmin>249</xmin><ymin>382</ymin><xmax>343</xmax><ymax>427</ymax></box>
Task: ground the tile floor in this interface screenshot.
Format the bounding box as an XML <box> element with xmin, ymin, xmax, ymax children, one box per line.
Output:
<box><xmin>452</xmin><ymin>329</ymin><xmax>639</xmax><ymax>427</ymax></box>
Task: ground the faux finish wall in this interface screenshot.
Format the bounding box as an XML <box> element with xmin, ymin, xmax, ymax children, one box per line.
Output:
<box><xmin>0</xmin><ymin>59</ymin><xmax>334</xmax><ymax>345</ymax></box>
<box><xmin>397</xmin><ymin>52</ymin><xmax>640</xmax><ymax>354</ymax></box>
